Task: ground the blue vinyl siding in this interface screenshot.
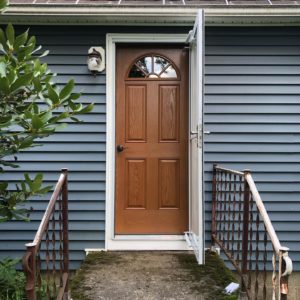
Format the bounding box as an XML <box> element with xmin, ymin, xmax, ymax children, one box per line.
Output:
<box><xmin>0</xmin><ymin>25</ymin><xmax>299</xmax><ymax>270</ymax></box>
<box><xmin>204</xmin><ymin>27</ymin><xmax>300</xmax><ymax>270</ymax></box>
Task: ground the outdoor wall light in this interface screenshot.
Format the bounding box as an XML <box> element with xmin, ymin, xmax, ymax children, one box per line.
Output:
<box><xmin>87</xmin><ymin>47</ymin><xmax>105</xmax><ymax>76</ymax></box>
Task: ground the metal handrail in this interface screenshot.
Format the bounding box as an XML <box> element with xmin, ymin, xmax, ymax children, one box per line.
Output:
<box><xmin>22</xmin><ymin>168</ymin><xmax>69</xmax><ymax>300</ymax></box>
<box><xmin>245</xmin><ymin>173</ymin><xmax>281</xmax><ymax>255</ymax></box>
<box><xmin>211</xmin><ymin>164</ymin><xmax>293</xmax><ymax>300</ymax></box>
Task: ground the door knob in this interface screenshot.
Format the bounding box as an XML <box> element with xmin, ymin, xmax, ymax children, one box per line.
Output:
<box><xmin>117</xmin><ymin>144</ymin><xmax>126</xmax><ymax>152</ymax></box>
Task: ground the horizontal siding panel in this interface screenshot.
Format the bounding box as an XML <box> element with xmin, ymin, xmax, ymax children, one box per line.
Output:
<box><xmin>43</xmin><ymin>133</ymin><xmax>106</xmax><ymax>142</ymax></box>
<box><xmin>205</xmin><ymin>153</ymin><xmax>300</xmax><ymax>163</ymax></box>
<box><xmin>205</xmin><ymin>115</ymin><xmax>300</xmax><ymax>123</ymax></box>
<box><xmin>206</xmin><ymin>66</ymin><xmax>300</xmax><ymax>75</ymax></box>
<box><xmin>13</xmin><ymin>152</ymin><xmax>106</xmax><ymax>162</ymax></box>
<box><xmin>0</xmin><ymin>190</ymin><xmax>104</xmax><ymax>202</ymax></box>
<box><xmin>205</xmin><ymin>75</ymin><xmax>300</xmax><ymax>85</ymax></box>
<box><xmin>204</xmin><ymin>134</ymin><xmax>300</xmax><ymax>143</ymax></box>
<box><xmin>205</xmin><ymin>95</ymin><xmax>300</xmax><ymax>104</ymax></box>
<box><xmin>206</xmin><ymin>105</ymin><xmax>300</xmax><ymax>114</ymax></box>
<box><xmin>3</xmin><ymin>173</ymin><xmax>105</xmax><ymax>181</ymax></box>
<box><xmin>51</xmin><ymin>65</ymin><xmax>106</xmax><ymax>75</ymax></box>
<box><xmin>206</xmin><ymin>56</ymin><xmax>300</xmax><ymax>65</ymax></box>
<box><xmin>24</xmin><ymin>211</ymin><xmax>105</xmax><ymax>221</ymax></box>
<box><xmin>43</xmin><ymin>55</ymin><xmax>87</xmax><ymax>65</ymax></box>
<box><xmin>0</xmin><ymin>221</ymin><xmax>105</xmax><ymax>231</ymax></box>
<box><xmin>206</xmin><ymin>36</ymin><xmax>300</xmax><ymax>46</ymax></box>
<box><xmin>206</xmin><ymin>46</ymin><xmax>300</xmax><ymax>55</ymax></box>
<box><xmin>206</xmin><ymin>143</ymin><xmax>300</xmax><ymax>153</ymax></box>
<box><xmin>8</xmin><ymin>162</ymin><xmax>106</xmax><ymax>171</ymax></box>
<box><xmin>23</xmin><ymin>201</ymin><xmax>106</xmax><ymax>211</ymax></box>
<box><xmin>205</xmin><ymin>124</ymin><xmax>300</xmax><ymax>133</ymax></box>
<box><xmin>206</xmin><ymin>85</ymin><xmax>300</xmax><ymax>94</ymax></box>
<box><xmin>55</xmin><ymin>75</ymin><xmax>106</xmax><ymax>84</ymax></box>
<box><xmin>204</xmin><ymin>162</ymin><xmax>300</xmax><ymax>172</ymax></box>
<box><xmin>23</xmin><ymin>142</ymin><xmax>106</xmax><ymax>152</ymax></box>
<box><xmin>7</xmin><ymin>182</ymin><xmax>105</xmax><ymax>192</ymax></box>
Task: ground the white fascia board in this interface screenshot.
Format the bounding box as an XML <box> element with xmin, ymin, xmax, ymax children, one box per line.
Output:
<box><xmin>1</xmin><ymin>7</ymin><xmax>300</xmax><ymax>26</ymax></box>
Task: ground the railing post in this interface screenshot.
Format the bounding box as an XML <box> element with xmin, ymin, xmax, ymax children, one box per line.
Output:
<box><xmin>279</xmin><ymin>248</ymin><xmax>293</xmax><ymax>300</ymax></box>
<box><xmin>61</xmin><ymin>168</ymin><xmax>69</xmax><ymax>300</ymax></box>
<box><xmin>211</xmin><ymin>163</ymin><xmax>217</xmax><ymax>249</ymax></box>
<box><xmin>240</xmin><ymin>169</ymin><xmax>251</xmax><ymax>299</ymax></box>
<box><xmin>23</xmin><ymin>244</ymin><xmax>36</xmax><ymax>300</ymax></box>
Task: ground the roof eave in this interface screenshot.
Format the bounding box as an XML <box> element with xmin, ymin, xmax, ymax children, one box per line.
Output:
<box><xmin>1</xmin><ymin>7</ymin><xmax>300</xmax><ymax>26</ymax></box>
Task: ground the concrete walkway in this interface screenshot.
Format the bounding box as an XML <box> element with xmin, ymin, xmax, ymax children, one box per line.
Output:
<box><xmin>70</xmin><ymin>251</ymin><xmax>238</xmax><ymax>300</ymax></box>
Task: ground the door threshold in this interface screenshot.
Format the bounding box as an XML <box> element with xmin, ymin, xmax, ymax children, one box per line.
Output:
<box><xmin>106</xmin><ymin>235</ymin><xmax>191</xmax><ymax>250</ymax></box>
<box><xmin>114</xmin><ymin>235</ymin><xmax>185</xmax><ymax>241</ymax></box>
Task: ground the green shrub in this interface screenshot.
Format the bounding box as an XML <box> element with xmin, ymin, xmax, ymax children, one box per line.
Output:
<box><xmin>0</xmin><ymin>258</ymin><xmax>26</xmax><ymax>300</ymax></box>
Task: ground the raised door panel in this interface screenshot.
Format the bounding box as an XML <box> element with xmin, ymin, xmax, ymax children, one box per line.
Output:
<box><xmin>158</xmin><ymin>159</ymin><xmax>180</xmax><ymax>209</ymax></box>
<box><xmin>159</xmin><ymin>85</ymin><xmax>180</xmax><ymax>142</ymax></box>
<box><xmin>125</xmin><ymin>159</ymin><xmax>146</xmax><ymax>209</ymax></box>
<box><xmin>125</xmin><ymin>85</ymin><xmax>147</xmax><ymax>142</ymax></box>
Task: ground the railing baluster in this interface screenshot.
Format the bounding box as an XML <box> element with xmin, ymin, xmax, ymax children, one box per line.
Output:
<box><xmin>36</xmin><ymin>246</ymin><xmax>42</xmax><ymax>300</ymax></box>
<box><xmin>59</xmin><ymin>193</ymin><xmax>63</xmax><ymax>289</ymax></box>
<box><xmin>237</xmin><ymin>175</ymin><xmax>243</xmax><ymax>266</ymax></box>
<box><xmin>263</xmin><ymin>224</ymin><xmax>268</xmax><ymax>300</ymax></box>
<box><xmin>52</xmin><ymin>209</ymin><xmax>57</xmax><ymax>298</ymax></box>
<box><xmin>255</xmin><ymin>211</ymin><xmax>260</xmax><ymax>300</ymax></box>
<box><xmin>62</xmin><ymin>168</ymin><xmax>69</xmax><ymax>300</ymax></box>
<box><xmin>241</xmin><ymin>169</ymin><xmax>250</xmax><ymax>297</ymax></box>
<box><xmin>45</xmin><ymin>222</ymin><xmax>50</xmax><ymax>299</ymax></box>
<box><xmin>231</xmin><ymin>174</ymin><xmax>236</xmax><ymax>258</ymax></box>
<box><xmin>272</xmin><ymin>248</ymin><xmax>277</xmax><ymax>300</ymax></box>
<box><xmin>222</xmin><ymin>173</ymin><xmax>228</xmax><ymax>247</ymax></box>
<box><xmin>218</xmin><ymin>170</ymin><xmax>222</xmax><ymax>243</ymax></box>
<box><xmin>211</xmin><ymin>164</ymin><xmax>217</xmax><ymax>248</ymax></box>
<box><xmin>227</xmin><ymin>173</ymin><xmax>231</xmax><ymax>251</ymax></box>
<box><xmin>248</xmin><ymin>192</ymin><xmax>254</xmax><ymax>293</ymax></box>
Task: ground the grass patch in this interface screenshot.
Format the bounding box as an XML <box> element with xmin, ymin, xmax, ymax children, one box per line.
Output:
<box><xmin>70</xmin><ymin>251</ymin><xmax>122</xmax><ymax>300</ymax></box>
<box><xmin>176</xmin><ymin>250</ymin><xmax>239</xmax><ymax>300</ymax></box>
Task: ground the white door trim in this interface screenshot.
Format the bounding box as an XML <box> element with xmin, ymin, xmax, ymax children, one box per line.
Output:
<box><xmin>105</xmin><ymin>33</ymin><xmax>190</xmax><ymax>251</ymax></box>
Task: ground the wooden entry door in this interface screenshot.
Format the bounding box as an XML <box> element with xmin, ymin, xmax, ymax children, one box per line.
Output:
<box><xmin>115</xmin><ymin>45</ymin><xmax>189</xmax><ymax>234</ymax></box>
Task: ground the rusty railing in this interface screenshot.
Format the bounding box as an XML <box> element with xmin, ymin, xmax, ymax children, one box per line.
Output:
<box><xmin>23</xmin><ymin>169</ymin><xmax>69</xmax><ymax>300</ymax></box>
<box><xmin>211</xmin><ymin>164</ymin><xmax>293</xmax><ymax>300</ymax></box>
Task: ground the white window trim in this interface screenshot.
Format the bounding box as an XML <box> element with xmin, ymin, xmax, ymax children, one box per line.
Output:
<box><xmin>105</xmin><ymin>33</ymin><xmax>191</xmax><ymax>251</ymax></box>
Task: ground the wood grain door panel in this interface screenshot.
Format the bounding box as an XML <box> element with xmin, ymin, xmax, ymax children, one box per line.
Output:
<box><xmin>115</xmin><ymin>45</ymin><xmax>188</xmax><ymax>234</ymax></box>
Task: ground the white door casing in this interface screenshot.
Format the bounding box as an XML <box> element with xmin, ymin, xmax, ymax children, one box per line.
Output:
<box><xmin>105</xmin><ymin>11</ymin><xmax>204</xmax><ymax>252</ymax></box>
<box><xmin>105</xmin><ymin>33</ymin><xmax>190</xmax><ymax>251</ymax></box>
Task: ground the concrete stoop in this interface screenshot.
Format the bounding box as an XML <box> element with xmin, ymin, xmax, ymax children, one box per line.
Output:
<box><xmin>70</xmin><ymin>251</ymin><xmax>299</xmax><ymax>300</ymax></box>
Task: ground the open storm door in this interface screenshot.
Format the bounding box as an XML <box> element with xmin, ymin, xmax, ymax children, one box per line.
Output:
<box><xmin>185</xmin><ymin>10</ymin><xmax>205</xmax><ymax>264</ymax></box>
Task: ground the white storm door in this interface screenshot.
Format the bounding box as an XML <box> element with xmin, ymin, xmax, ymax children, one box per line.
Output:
<box><xmin>185</xmin><ymin>9</ymin><xmax>205</xmax><ymax>264</ymax></box>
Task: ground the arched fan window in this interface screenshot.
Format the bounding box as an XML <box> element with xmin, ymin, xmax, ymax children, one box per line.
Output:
<box><xmin>128</xmin><ymin>55</ymin><xmax>178</xmax><ymax>79</ymax></box>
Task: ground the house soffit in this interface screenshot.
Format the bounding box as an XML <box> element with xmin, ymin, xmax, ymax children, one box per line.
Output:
<box><xmin>1</xmin><ymin>1</ymin><xmax>300</xmax><ymax>26</ymax></box>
